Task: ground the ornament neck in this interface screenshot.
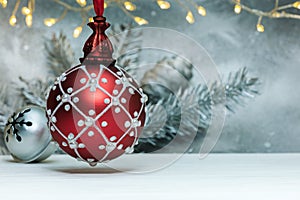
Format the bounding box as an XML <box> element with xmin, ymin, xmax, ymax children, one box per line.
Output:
<box><xmin>80</xmin><ymin>16</ymin><xmax>115</xmax><ymax>65</ymax></box>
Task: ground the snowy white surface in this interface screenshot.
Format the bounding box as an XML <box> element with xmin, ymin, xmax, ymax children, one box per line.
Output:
<box><xmin>0</xmin><ymin>154</ymin><xmax>300</xmax><ymax>200</ymax></box>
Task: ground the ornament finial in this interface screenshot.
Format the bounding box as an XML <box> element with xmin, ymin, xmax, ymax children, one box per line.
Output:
<box><xmin>80</xmin><ymin>16</ymin><xmax>114</xmax><ymax>65</ymax></box>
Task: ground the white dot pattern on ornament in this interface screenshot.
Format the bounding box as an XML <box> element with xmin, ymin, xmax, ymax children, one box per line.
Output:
<box><xmin>72</xmin><ymin>97</ymin><xmax>79</xmax><ymax>103</ymax></box>
<box><xmin>101</xmin><ymin>121</ymin><xmax>108</xmax><ymax>127</ymax></box>
<box><xmin>128</xmin><ymin>88</ymin><xmax>135</xmax><ymax>95</ymax></box>
<box><xmin>113</xmin><ymin>89</ymin><xmax>119</xmax><ymax>95</ymax></box>
<box><xmin>67</xmin><ymin>87</ymin><xmax>73</xmax><ymax>93</ymax></box>
<box><xmin>99</xmin><ymin>145</ymin><xmax>105</xmax><ymax>150</ymax></box>
<box><xmin>124</xmin><ymin>121</ymin><xmax>131</xmax><ymax>128</ymax></box>
<box><xmin>80</xmin><ymin>78</ymin><xmax>87</xmax><ymax>84</ymax></box>
<box><xmin>117</xmin><ymin>144</ymin><xmax>123</xmax><ymax>150</ymax></box>
<box><xmin>121</xmin><ymin>98</ymin><xmax>127</xmax><ymax>104</ymax></box>
<box><xmin>46</xmin><ymin>64</ymin><xmax>146</xmax><ymax>164</ymax></box>
<box><xmin>129</xmin><ymin>131</ymin><xmax>135</xmax><ymax>137</ymax></box>
<box><xmin>51</xmin><ymin>116</ymin><xmax>57</xmax><ymax>123</ymax></box>
<box><xmin>47</xmin><ymin>109</ymin><xmax>52</xmax><ymax>115</ymax></box>
<box><xmin>110</xmin><ymin>136</ymin><xmax>117</xmax><ymax>142</ymax></box>
<box><xmin>64</xmin><ymin>104</ymin><xmax>71</xmax><ymax>111</ymax></box>
<box><xmin>89</xmin><ymin>110</ymin><xmax>96</xmax><ymax>116</ymax></box>
<box><xmin>88</xmin><ymin>131</ymin><xmax>94</xmax><ymax>137</ymax></box>
<box><xmin>101</xmin><ymin>78</ymin><xmax>108</xmax><ymax>83</ymax></box>
<box><xmin>115</xmin><ymin>107</ymin><xmax>121</xmax><ymax>114</ymax></box>
<box><xmin>77</xmin><ymin>120</ymin><xmax>84</xmax><ymax>127</ymax></box>
<box><xmin>104</xmin><ymin>98</ymin><xmax>110</xmax><ymax>104</ymax></box>
<box><xmin>68</xmin><ymin>133</ymin><xmax>74</xmax><ymax>140</ymax></box>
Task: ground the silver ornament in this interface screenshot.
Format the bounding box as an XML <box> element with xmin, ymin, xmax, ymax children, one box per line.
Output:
<box><xmin>4</xmin><ymin>106</ymin><xmax>57</xmax><ymax>163</ymax></box>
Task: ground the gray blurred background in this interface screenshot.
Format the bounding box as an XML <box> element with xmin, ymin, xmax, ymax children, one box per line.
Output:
<box><xmin>0</xmin><ymin>0</ymin><xmax>300</xmax><ymax>153</ymax></box>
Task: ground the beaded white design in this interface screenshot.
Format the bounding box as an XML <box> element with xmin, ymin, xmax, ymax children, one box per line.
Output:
<box><xmin>46</xmin><ymin>64</ymin><xmax>146</xmax><ymax>166</ymax></box>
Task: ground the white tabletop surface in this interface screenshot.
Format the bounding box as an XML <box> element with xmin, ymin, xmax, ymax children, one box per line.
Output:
<box><xmin>0</xmin><ymin>153</ymin><xmax>300</xmax><ymax>200</ymax></box>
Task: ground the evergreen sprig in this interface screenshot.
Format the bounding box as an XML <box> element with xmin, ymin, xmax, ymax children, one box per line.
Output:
<box><xmin>17</xmin><ymin>77</ymin><xmax>49</xmax><ymax>108</ymax></box>
<box><xmin>109</xmin><ymin>24</ymin><xmax>142</xmax><ymax>78</ymax></box>
<box><xmin>134</xmin><ymin>67</ymin><xmax>259</xmax><ymax>153</ymax></box>
<box><xmin>44</xmin><ymin>32</ymin><xmax>75</xmax><ymax>77</ymax></box>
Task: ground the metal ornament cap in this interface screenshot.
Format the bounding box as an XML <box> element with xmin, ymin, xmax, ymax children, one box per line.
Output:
<box><xmin>4</xmin><ymin>106</ymin><xmax>57</xmax><ymax>163</ymax></box>
<box><xmin>80</xmin><ymin>16</ymin><xmax>114</xmax><ymax>65</ymax></box>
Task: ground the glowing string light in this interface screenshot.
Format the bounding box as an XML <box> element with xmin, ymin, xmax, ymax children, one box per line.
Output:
<box><xmin>73</xmin><ymin>26</ymin><xmax>83</xmax><ymax>38</ymax></box>
<box><xmin>157</xmin><ymin>0</ymin><xmax>171</xmax><ymax>10</ymax></box>
<box><xmin>76</xmin><ymin>0</ymin><xmax>87</xmax><ymax>7</ymax></box>
<box><xmin>25</xmin><ymin>14</ymin><xmax>33</xmax><ymax>27</ymax></box>
<box><xmin>234</xmin><ymin>4</ymin><xmax>242</xmax><ymax>14</ymax></box>
<box><xmin>134</xmin><ymin>16</ymin><xmax>148</xmax><ymax>25</ymax></box>
<box><xmin>21</xmin><ymin>7</ymin><xmax>31</xmax><ymax>15</ymax></box>
<box><xmin>197</xmin><ymin>5</ymin><xmax>206</xmax><ymax>16</ymax></box>
<box><xmin>124</xmin><ymin>1</ymin><xmax>136</xmax><ymax>11</ymax></box>
<box><xmin>293</xmin><ymin>1</ymin><xmax>300</xmax><ymax>9</ymax></box>
<box><xmin>256</xmin><ymin>16</ymin><xmax>264</xmax><ymax>32</ymax></box>
<box><xmin>186</xmin><ymin>11</ymin><xmax>195</xmax><ymax>24</ymax></box>
<box><xmin>9</xmin><ymin>15</ymin><xmax>17</xmax><ymax>26</ymax></box>
<box><xmin>44</xmin><ymin>18</ymin><xmax>57</xmax><ymax>27</ymax></box>
<box><xmin>0</xmin><ymin>0</ymin><xmax>7</xmax><ymax>8</ymax></box>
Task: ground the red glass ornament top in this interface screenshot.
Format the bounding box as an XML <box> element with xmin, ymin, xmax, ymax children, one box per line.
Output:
<box><xmin>80</xmin><ymin>16</ymin><xmax>114</xmax><ymax>65</ymax></box>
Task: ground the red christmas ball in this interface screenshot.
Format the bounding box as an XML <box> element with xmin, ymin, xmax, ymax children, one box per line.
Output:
<box><xmin>46</xmin><ymin>63</ymin><xmax>146</xmax><ymax>166</ymax></box>
<box><xmin>46</xmin><ymin>16</ymin><xmax>147</xmax><ymax>166</ymax></box>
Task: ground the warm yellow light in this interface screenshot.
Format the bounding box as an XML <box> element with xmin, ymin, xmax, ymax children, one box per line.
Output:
<box><xmin>186</xmin><ymin>11</ymin><xmax>195</xmax><ymax>24</ymax></box>
<box><xmin>124</xmin><ymin>1</ymin><xmax>136</xmax><ymax>11</ymax></box>
<box><xmin>21</xmin><ymin>7</ymin><xmax>31</xmax><ymax>15</ymax></box>
<box><xmin>134</xmin><ymin>16</ymin><xmax>148</xmax><ymax>25</ymax></box>
<box><xmin>256</xmin><ymin>24</ymin><xmax>264</xmax><ymax>32</ymax></box>
<box><xmin>76</xmin><ymin>0</ymin><xmax>86</xmax><ymax>7</ymax></box>
<box><xmin>293</xmin><ymin>1</ymin><xmax>300</xmax><ymax>9</ymax></box>
<box><xmin>89</xmin><ymin>17</ymin><xmax>94</xmax><ymax>22</ymax></box>
<box><xmin>25</xmin><ymin>14</ymin><xmax>32</xmax><ymax>27</ymax></box>
<box><xmin>0</xmin><ymin>0</ymin><xmax>7</xmax><ymax>8</ymax></box>
<box><xmin>271</xmin><ymin>12</ymin><xmax>281</xmax><ymax>18</ymax></box>
<box><xmin>104</xmin><ymin>2</ymin><xmax>107</xmax><ymax>8</ymax></box>
<box><xmin>234</xmin><ymin>4</ymin><xmax>242</xmax><ymax>14</ymax></box>
<box><xmin>157</xmin><ymin>0</ymin><xmax>171</xmax><ymax>10</ymax></box>
<box><xmin>9</xmin><ymin>15</ymin><xmax>17</xmax><ymax>26</ymax></box>
<box><xmin>73</xmin><ymin>26</ymin><xmax>83</xmax><ymax>38</ymax></box>
<box><xmin>44</xmin><ymin>18</ymin><xmax>57</xmax><ymax>27</ymax></box>
<box><xmin>197</xmin><ymin>6</ymin><xmax>206</xmax><ymax>16</ymax></box>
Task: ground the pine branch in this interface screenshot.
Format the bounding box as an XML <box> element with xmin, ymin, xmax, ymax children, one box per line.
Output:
<box><xmin>109</xmin><ymin>24</ymin><xmax>142</xmax><ymax>78</ymax></box>
<box><xmin>141</xmin><ymin>56</ymin><xmax>194</xmax><ymax>102</ymax></box>
<box><xmin>16</xmin><ymin>32</ymin><xmax>75</xmax><ymax>108</ymax></box>
<box><xmin>16</xmin><ymin>77</ymin><xmax>49</xmax><ymax>108</ymax></box>
<box><xmin>134</xmin><ymin>67</ymin><xmax>260</xmax><ymax>153</ymax></box>
<box><xmin>225</xmin><ymin>67</ymin><xmax>259</xmax><ymax>112</ymax></box>
<box><xmin>44</xmin><ymin>32</ymin><xmax>75</xmax><ymax>77</ymax></box>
